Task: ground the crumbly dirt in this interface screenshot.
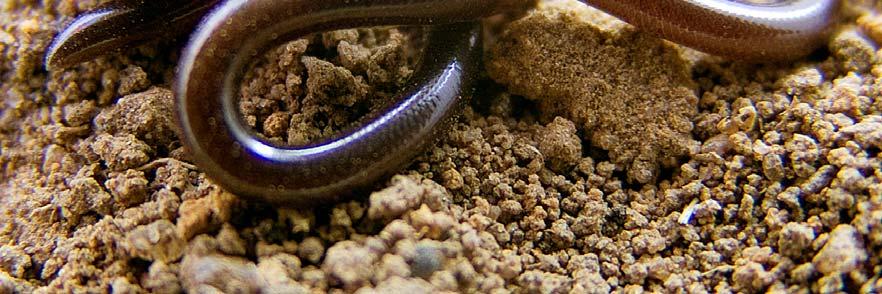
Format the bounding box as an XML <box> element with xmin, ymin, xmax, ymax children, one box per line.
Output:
<box><xmin>238</xmin><ymin>27</ymin><xmax>422</xmax><ymax>145</ymax></box>
<box><xmin>1</xmin><ymin>0</ymin><xmax>881</xmax><ymax>293</ymax></box>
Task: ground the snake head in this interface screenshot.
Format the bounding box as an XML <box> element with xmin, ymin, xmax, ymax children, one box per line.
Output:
<box><xmin>44</xmin><ymin>0</ymin><xmax>219</xmax><ymax>71</ymax></box>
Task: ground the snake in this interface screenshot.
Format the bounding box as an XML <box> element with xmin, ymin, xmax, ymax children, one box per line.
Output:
<box><xmin>44</xmin><ymin>0</ymin><xmax>840</xmax><ymax>204</ymax></box>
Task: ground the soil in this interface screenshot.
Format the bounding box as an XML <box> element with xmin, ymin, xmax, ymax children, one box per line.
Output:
<box><xmin>1</xmin><ymin>0</ymin><xmax>880</xmax><ymax>293</ymax></box>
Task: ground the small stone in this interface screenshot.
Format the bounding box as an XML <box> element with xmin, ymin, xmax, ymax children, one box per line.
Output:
<box><xmin>302</xmin><ymin>56</ymin><xmax>369</xmax><ymax>107</ymax></box>
<box><xmin>517</xmin><ymin>270</ymin><xmax>572</xmax><ymax>293</ymax></box>
<box><xmin>117</xmin><ymin>65</ymin><xmax>150</xmax><ymax>95</ymax></box>
<box><xmin>125</xmin><ymin>220</ymin><xmax>185</xmax><ymax>263</ymax></box>
<box><xmin>733</xmin><ymin>262</ymin><xmax>773</xmax><ymax>291</ymax></box>
<box><xmin>410</xmin><ymin>243</ymin><xmax>444</xmax><ymax>279</ymax></box>
<box><xmin>368</xmin><ymin>176</ymin><xmax>425</xmax><ymax>219</ymax></box>
<box><xmin>781</xmin><ymin>66</ymin><xmax>823</xmax><ymax>96</ymax></box>
<box><xmin>536</xmin><ymin>117</ymin><xmax>582</xmax><ymax>173</ymax></box>
<box><xmin>778</xmin><ymin>222</ymin><xmax>815</xmax><ymax>258</ymax></box>
<box><xmin>181</xmin><ymin>254</ymin><xmax>264</xmax><ymax>293</ymax></box>
<box><xmin>94</xmin><ymin>87</ymin><xmax>176</xmax><ymax>147</ymax></box>
<box><xmin>830</xmin><ymin>29</ymin><xmax>876</xmax><ymax>73</ymax></box>
<box><xmin>297</xmin><ymin>237</ymin><xmax>325</xmax><ymax>265</ymax></box>
<box><xmin>217</xmin><ymin>224</ymin><xmax>247</xmax><ymax>256</ymax></box>
<box><xmin>548</xmin><ymin>219</ymin><xmax>576</xmax><ymax>248</ymax></box>
<box><xmin>104</xmin><ymin>169</ymin><xmax>149</xmax><ymax>209</ymax></box>
<box><xmin>0</xmin><ymin>246</ymin><xmax>31</xmax><ymax>278</ymax></box>
<box><xmin>762</xmin><ymin>153</ymin><xmax>785</xmax><ymax>181</ymax></box>
<box><xmin>409</xmin><ymin>205</ymin><xmax>455</xmax><ymax>240</ymax></box>
<box><xmin>176</xmin><ymin>189</ymin><xmax>238</xmax><ymax>240</ymax></box>
<box><xmin>144</xmin><ymin>262</ymin><xmax>182</xmax><ymax>293</ymax></box>
<box><xmin>62</xmin><ymin>99</ymin><xmax>96</xmax><ymax>127</ymax></box>
<box><xmin>812</xmin><ymin>225</ymin><xmax>868</xmax><ymax>274</ymax></box>
<box><xmin>632</xmin><ymin>229</ymin><xmax>666</xmax><ymax>255</ymax></box>
<box><xmin>322</xmin><ymin>241</ymin><xmax>376</xmax><ymax>290</ymax></box>
<box><xmin>263</xmin><ymin>112</ymin><xmax>290</xmax><ymax>138</ymax></box>
<box><xmin>374</xmin><ymin>254</ymin><xmax>410</xmax><ymax>283</ymax></box>
<box><xmin>572</xmin><ymin>270</ymin><xmax>610</xmax><ymax>294</ymax></box>
<box><xmin>440</xmin><ymin>168</ymin><xmax>463</xmax><ymax>190</ymax></box>
<box><xmin>840</xmin><ymin>117</ymin><xmax>882</xmax><ymax>149</ymax></box>
<box><xmin>90</xmin><ymin>134</ymin><xmax>152</xmax><ymax>171</ymax></box>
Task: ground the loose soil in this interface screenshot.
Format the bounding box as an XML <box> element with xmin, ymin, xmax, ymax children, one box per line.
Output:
<box><xmin>1</xmin><ymin>0</ymin><xmax>880</xmax><ymax>293</ymax></box>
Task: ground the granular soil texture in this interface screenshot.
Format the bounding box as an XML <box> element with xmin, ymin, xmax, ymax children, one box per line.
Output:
<box><xmin>1</xmin><ymin>0</ymin><xmax>881</xmax><ymax>293</ymax></box>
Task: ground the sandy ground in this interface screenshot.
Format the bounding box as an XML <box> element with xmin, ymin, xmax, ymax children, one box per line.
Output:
<box><xmin>1</xmin><ymin>0</ymin><xmax>881</xmax><ymax>293</ymax></box>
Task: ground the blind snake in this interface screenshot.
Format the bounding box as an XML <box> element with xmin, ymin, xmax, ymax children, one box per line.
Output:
<box><xmin>45</xmin><ymin>0</ymin><xmax>839</xmax><ymax>204</ymax></box>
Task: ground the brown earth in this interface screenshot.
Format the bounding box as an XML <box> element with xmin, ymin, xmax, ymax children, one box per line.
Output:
<box><xmin>1</xmin><ymin>0</ymin><xmax>880</xmax><ymax>293</ymax></box>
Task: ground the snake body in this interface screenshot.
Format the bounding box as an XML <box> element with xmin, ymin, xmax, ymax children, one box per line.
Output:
<box><xmin>45</xmin><ymin>0</ymin><xmax>839</xmax><ymax>204</ymax></box>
